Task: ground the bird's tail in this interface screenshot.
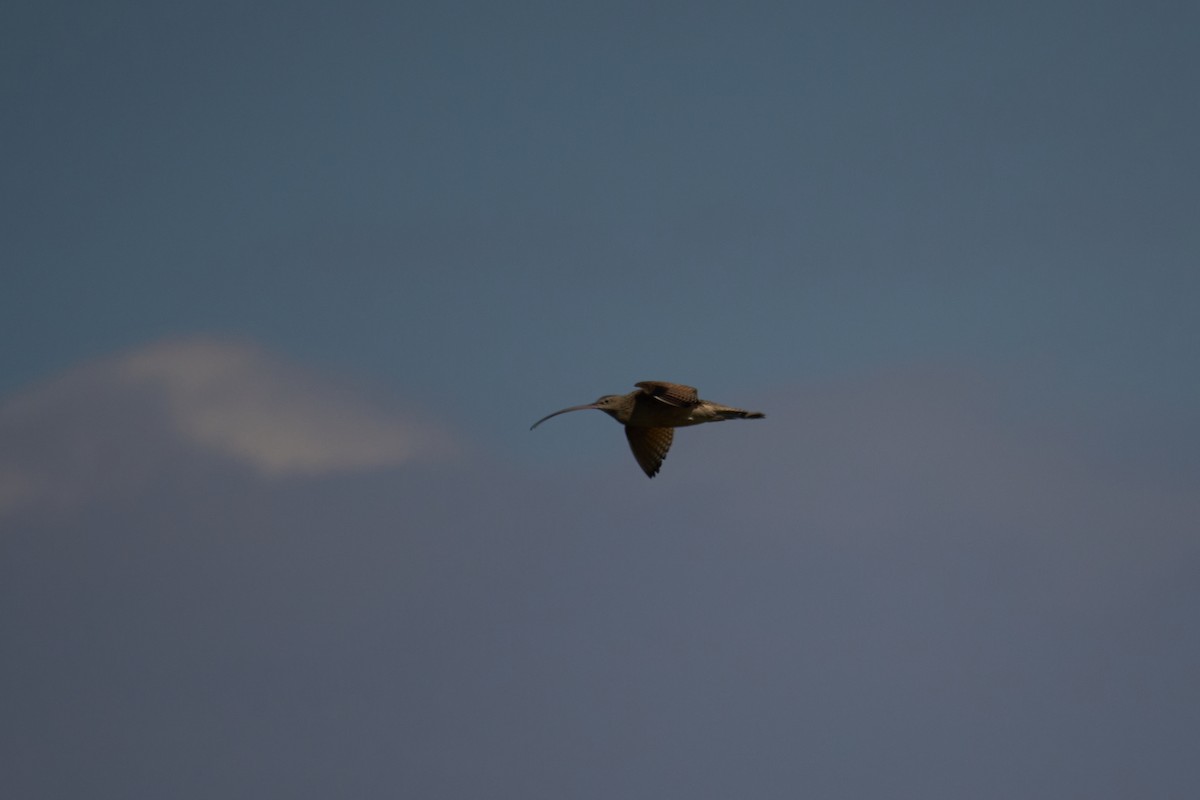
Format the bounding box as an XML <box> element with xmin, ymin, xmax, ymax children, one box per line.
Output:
<box><xmin>713</xmin><ymin>406</ymin><xmax>765</xmax><ymax>421</ymax></box>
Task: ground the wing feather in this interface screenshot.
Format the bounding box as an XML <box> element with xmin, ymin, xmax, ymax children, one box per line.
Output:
<box><xmin>634</xmin><ymin>381</ymin><xmax>699</xmax><ymax>407</ymax></box>
<box><xmin>624</xmin><ymin>427</ymin><xmax>674</xmax><ymax>478</ymax></box>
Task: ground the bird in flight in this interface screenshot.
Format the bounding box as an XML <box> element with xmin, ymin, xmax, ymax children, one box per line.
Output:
<box><xmin>530</xmin><ymin>381</ymin><xmax>765</xmax><ymax>478</ymax></box>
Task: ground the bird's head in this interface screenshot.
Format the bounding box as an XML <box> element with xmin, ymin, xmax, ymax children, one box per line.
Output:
<box><xmin>530</xmin><ymin>393</ymin><xmax>627</xmax><ymax>430</ymax></box>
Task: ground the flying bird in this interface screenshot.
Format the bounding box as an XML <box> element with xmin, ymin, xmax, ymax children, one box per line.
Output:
<box><xmin>530</xmin><ymin>381</ymin><xmax>765</xmax><ymax>478</ymax></box>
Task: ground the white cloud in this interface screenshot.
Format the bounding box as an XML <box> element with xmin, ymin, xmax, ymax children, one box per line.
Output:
<box><xmin>117</xmin><ymin>338</ymin><xmax>454</xmax><ymax>476</ymax></box>
<box><xmin>0</xmin><ymin>337</ymin><xmax>457</xmax><ymax>513</ymax></box>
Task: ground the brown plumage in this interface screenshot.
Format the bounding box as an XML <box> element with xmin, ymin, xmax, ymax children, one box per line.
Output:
<box><xmin>530</xmin><ymin>381</ymin><xmax>765</xmax><ymax>478</ymax></box>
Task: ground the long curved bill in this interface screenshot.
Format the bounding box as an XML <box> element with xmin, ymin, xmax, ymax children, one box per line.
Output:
<box><xmin>529</xmin><ymin>403</ymin><xmax>600</xmax><ymax>430</ymax></box>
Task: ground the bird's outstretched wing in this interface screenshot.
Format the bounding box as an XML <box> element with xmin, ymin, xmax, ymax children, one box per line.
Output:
<box><xmin>635</xmin><ymin>381</ymin><xmax>699</xmax><ymax>407</ymax></box>
<box><xmin>624</xmin><ymin>426</ymin><xmax>674</xmax><ymax>478</ymax></box>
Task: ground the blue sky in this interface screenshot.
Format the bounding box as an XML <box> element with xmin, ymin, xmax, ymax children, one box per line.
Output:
<box><xmin>3</xmin><ymin>2</ymin><xmax>1199</xmax><ymax>797</ymax></box>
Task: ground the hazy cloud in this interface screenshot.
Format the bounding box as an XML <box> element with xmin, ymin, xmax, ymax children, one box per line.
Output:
<box><xmin>0</xmin><ymin>337</ymin><xmax>456</xmax><ymax>513</ymax></box>
<box><xmin>0</xmin><ymin>465</ymin><xmax>34</xmax><ymax>510</ymax></box>
<box><xmin>117</xmin><ymin>338</ymin><xmax>457</xmax><ymax>475</ymax></box>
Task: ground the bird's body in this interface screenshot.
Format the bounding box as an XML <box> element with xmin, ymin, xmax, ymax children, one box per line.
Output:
<box><xmin>530</xmin><ymin>381</ymin><xmax>764</xmax><ymax>478</ymax></box>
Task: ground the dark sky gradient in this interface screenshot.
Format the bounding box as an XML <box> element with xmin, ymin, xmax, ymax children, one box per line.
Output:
<box><xmin>3</xmin><ymin>2</ymin><xmax>1199</xmax><ymax>797</ymax></box>
<box><xmin>3</xmin><ymin>348</ymin><xmax>1198</xmax><ymax>797</ymax></box>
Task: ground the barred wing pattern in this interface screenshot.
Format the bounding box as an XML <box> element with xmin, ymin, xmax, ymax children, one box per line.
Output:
<box><xmin>624</xmin><ymin>426</ymin><xmax>675</xmax><ymax>478</ymax></box>
<box><xmin>634</xmin><ymin>381</ymin><xmax>699</xmax><ymax>407</ymax></box>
